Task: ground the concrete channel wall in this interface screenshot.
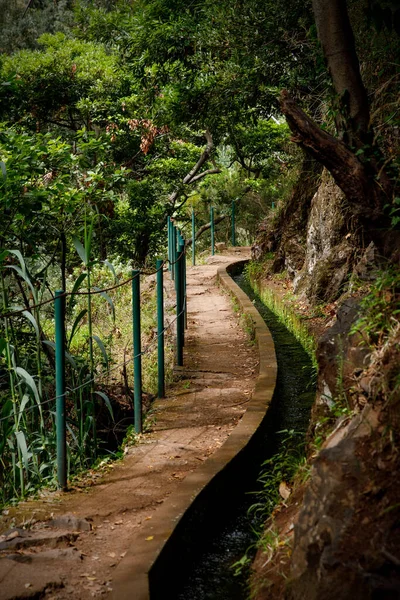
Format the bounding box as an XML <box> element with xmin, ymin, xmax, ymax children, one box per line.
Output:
<box><xmin>111</xmin><ymin>260</ymin><xmax>277</xmax><ymax>599</ymax></box>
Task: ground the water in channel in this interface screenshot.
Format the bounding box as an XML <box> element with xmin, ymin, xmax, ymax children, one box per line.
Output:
<box><xmin>162</xmin><ymin>273</ymin><xmax>315</xmax><ymax>600</ymax></box>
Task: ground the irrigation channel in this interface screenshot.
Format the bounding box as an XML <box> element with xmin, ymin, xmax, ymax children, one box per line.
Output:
<box><xmin>154</xmin><ymin>267</ymin><xmax>316</xmax><ymax>600</ymax></box>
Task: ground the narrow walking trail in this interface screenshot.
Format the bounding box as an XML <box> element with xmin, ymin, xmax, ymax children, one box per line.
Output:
<box><xmin>0</xmin><ymin>248</ymin><xmax>258</xmax><ymax>600</ymax></box>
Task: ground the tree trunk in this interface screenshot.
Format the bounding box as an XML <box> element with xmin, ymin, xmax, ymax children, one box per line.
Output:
<box><xmin>280</xmin><ymin>0</ymin><xmax>393</xmax><ymax>233</ymax></box>
<box><xmin>280</xmin><ymin>91</ymin><xmax>388</xmax><ymax>220</ymax></box>
<box><xmin>312</xmin><ymin>0</ymin><xmax>370</xmax><ymax>144</ymax></box>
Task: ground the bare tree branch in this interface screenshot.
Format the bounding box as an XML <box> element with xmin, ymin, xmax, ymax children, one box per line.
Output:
<box><xmin>169</xmin><ymin>130</ymin><xmax>221</xmax><ymax>206</ymax></box>
<box><xmin>185</xmin><ymin>215</ymin><xmax>228</xmax><ymax>247</ymax></box>
<box><xmin>23</xmin><ymin>0</ymin><xmax>34</xmax><ymax>17</ymax></box>
<box><xmin>188</xmin><ymin>168</ymin><xmax>221</xmax><ymax>184</ymax></box>
<box><xmin>280</xmin><ymin>90</ymin><xmax>389</xmax><ymax>218</ymax></box>
<box><xmin>182</xmin><ymin>129</ymin><xmax>215</xmax><ymax>184</ymax></box>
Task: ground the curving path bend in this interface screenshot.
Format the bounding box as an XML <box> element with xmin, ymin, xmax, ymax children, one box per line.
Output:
<box><xmin>0</xmin><ymin>248</ymin><xmax>276</xmax><ymax>600</ymax></box>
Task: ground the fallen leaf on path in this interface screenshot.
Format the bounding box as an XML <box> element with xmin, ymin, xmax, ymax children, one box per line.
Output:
<box><xmin>145</xmin><ymin>536</ymin><xmax>154</xmax><ymax>541</ymax></box>
<box><xmin>24</xmin><ymin>584</ymin><xmax>32</xmax><ymax>589</ymax></box>
<box><xmin>108</xmin><ymin>552</ymin><xmax>116</xmax><ymax>558</ymax></box>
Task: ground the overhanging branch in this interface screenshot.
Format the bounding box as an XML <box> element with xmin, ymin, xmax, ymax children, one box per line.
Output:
<box><xmin>169</xmin><ymin>130</ymin><xmax>221</xmax><ymax>205</ymax></box>
<box><xmin>185</xmin><ymin>214</ymin><xmax>228</xmax><ymax>247</ymax></box>
<box><xmin>279</xmin><ymin>90</ymin><xmax>385</xmax><ymax>216</ymax></box>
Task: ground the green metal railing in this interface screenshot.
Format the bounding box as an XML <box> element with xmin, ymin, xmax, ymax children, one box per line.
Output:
<box><xmin>2</xmin><ymin>204</ymin><xmax>239</xmax><ymax>492</ymax></box>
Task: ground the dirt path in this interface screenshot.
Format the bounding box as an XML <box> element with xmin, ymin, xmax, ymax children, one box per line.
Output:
<box><xmin>0</xmin><ymin>249</ymin><xmax>258</xmax><ymax>600</ymax></box>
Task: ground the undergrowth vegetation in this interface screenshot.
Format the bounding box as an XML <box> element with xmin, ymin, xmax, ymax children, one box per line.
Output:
<box><xmin>351</xmin><ymin>266</ymin><xmax>400</xmax><ymax>347</ymax></box>
<box><xmin>0</xmin><ymin>246</ymin><xmax>172</xmax><ymax>507</ymax></box>
<box><xmin>244</xmin><ymin>263</ymin><xmax>317</xmax><ymax>365</ymax></box>
<box><xmin>232</xmin><ymin>430</ymin><xmax>310</xmax><ymax>578</ymax></box>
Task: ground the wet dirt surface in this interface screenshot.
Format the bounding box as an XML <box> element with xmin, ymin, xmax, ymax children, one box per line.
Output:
<box><xmin>0</xmin><ymin>249</ymin><xmax>258</xmax><ymax>600</ymax></box>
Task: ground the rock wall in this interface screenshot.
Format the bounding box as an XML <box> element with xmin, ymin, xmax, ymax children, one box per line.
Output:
<box><xmin>288</xmin><ymin>403</ymin><xmax>400</xmax><ymax>600</ymax></box>
<box><xmin>252</xmin><ymin>155</ymin><xmax>322</xmax><ymax>280</ymax></box>
<box><xmin>293</xmin><ymin>170</ymin><xmax>356</xmax><ymax>303</ymax></box>
<box><xmin>249</xmin><ymin>273</ymin><xmax>400</xmax><ymax>600</ymax></box>
<box><xmin>253</xmin><ymin>168</ymin><xmax>361</xmax><ymax>304</ymax></box>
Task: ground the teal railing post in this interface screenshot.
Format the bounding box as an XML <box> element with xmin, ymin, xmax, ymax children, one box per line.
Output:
<box><xmin>210</xmin><ymin>206</ymin><xmax>215</xmax><ymax>256</ymax></box>
<box><xmin>191</xmin><ymin>210</ymin><xmax>195</xmax><ymax>266</ymax></box>
<box><xmin>176</xmin><ymin>243</ymin><xmax>184</xmax><ymax>366</ymax></box>
<box><xmin>182</xmin><ymin>239</ymin><xmax>187</xmax><ymax>331</ymax></box>
<box><xmin>171</xmin><ymin>224</ymin><xmax>176</xmax><ymax>281</ymax></box>
<box><xmin>55</xmin><ymin>290</ymin><xmax>67</xmax><ymax>490</ymax></box>
<box><xmin>167</xmin><ymin>217</ymin><xmax>172</xmax><ymax>273</ymax></box>
<box><xmin>177</xmin><ymin>229</ymin><xmax>183</xmax><ymax>248</ymax></box>
<box><xmin>132</xmin><ymin>270</ymin><xmax>142</xmax><ymax>433</ymax></box>
<box><xmin>231</xmin><ymin>200</ymin><xmax>236</xmax><ymax>247</ymax></box>
<box><xmin>156</xmin><ymin>260</ymin><xmax>165</xmax><ymax>398</ymax></box>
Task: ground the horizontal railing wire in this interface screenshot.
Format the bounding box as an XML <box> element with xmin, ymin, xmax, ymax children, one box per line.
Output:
<box><xmin>0</xmin><ymin>257</ymin><xmax>182</xmax><ymax>320</ymax></box>
<box><xmin>0</xmin><ymin>303</ymin><xmax>185</xmax><ymax>425</ymax></box>
<box><xmin>1</xmin><ymin>218</ymin><xmax>191</xmax><ymax>494</ymax></box>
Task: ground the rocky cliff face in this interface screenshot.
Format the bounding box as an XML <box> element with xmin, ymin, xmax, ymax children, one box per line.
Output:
<box><xmin>292</xmin><ymin>171</ymin><xmax>356</xmax><ymax>303</ymax></box>
<box><xmin>253</xmin><ymin>168</ymin><xmax>361</xmax><ymax>304</ymax></box>
<box><xmin>288</xmin><ymin>402</ymin><xmax>400</xmax><ymax>600</ymax></box>
<box><xmin>250</xmin><ymin>170</ymin><xmax>400</xmax><ymax>599</ymax></box>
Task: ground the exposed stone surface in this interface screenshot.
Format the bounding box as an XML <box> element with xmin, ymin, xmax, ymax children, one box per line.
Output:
<box><xmin>287</xmin><ymin>404</ymin><xmax>400</xmax><ymax>600</ymax></box>
<box><xmin>315</xmin><ymin>297</ymin><xmax>369</xmax><ymax>410</ymax></box>
<box><xmin>248</xmin><ymin>270</ymin><xmax>400</xmax><ymax>600</ymax></box>
<box><xmin>252</xmin><ymin>165</ymin><xmax>364</xmax><ymax>304</ymax></box>
<box><xmin>0</xmin><ymin>529</ymin><xmax>78</xmax><ymax>551</ymax></box>
<box><xmin>47</xmin><ymin>514</ymin><xmax>92</xmax><ymax>532</ymax></box>
<box><xmin>293</xmin><ymin>170</ymin><xmax>356</xmax><ymax>303</ymax></box>
<box><xmin>252</xmin><ymin>155</ymin><xmax>321</xmax><ymax>277</ymax></box>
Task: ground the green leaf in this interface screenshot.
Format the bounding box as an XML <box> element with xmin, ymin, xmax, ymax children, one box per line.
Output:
<box><xmin>22</xmin><ymin>310</ymin><xmax>40</xmax><ymax>339</ymax></box>
<box><xmin>93</xmin><ymin>287</ymin><xmax>115</xmax><ymax>321</ymax></box>
<box><xmin>17</xmin><ymin>394</ymin><xmax>30</xmax><ymax>427</ymax></box>
<box><xmin>68</xmin><ymin>272</ymin><xmax>87</xmax><ymax>312</ymax></box>
<box><xmin>0</xmin><ymin>338</ymin><xmax>7</xmax><ymax>355</ymax></box>
<box><xmin>68</xmin><ymin>308</ymin><xmax>87</xmax><ymax>348</ymax></box>
<box><xmin>8</xmin><ymin>249</ymin><xmax>27</xmax><ymax>276</ymax></box>
<box><xmin>43</xmin><ymin>340</ymin><xmax>78</xmax><ymax>369</ymax></box>
<box><xmin>103</xmin><ymin>260</ymin><xmax>118</xmax><ymax>284</ymax></box>
<box><xmin>66</xmin><ymin>422</ymin><xmax>79</xmax><ymax>445</ymax></box>
<box><xmin>15</xmin><ymin>430</ymin><xmax>32</xmax><ymax>469</ymax></box>
<box><xmin>92</xmin><ymin>334</ymin><xmax>109</xmax><ymax>369</ymax></box>
<box><xmin>6</xmin><ymin>265</ymin><xmax>36</xmax><ymax>299</ymax></box>
<box><xmin>95</xmin><ymin>390</ymin><xmax>114</xmax><ymax>420</ymax></box>
<box><xmin>15</xmin><ymin>366</ymin><xmax>40</xmax><ymax>406</ymax></box>
<box><xmin>64</xmin><ymin>349</ymin><xmax>78</xmax><ymax>370</ymax></box>
<box><xmin>73</xmin><ymin>237</ymin><xmax>88</xmax><ymax>266</ymax></box>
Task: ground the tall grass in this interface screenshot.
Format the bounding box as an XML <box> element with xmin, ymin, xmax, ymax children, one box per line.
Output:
<box><xmin>0</xmin><ymin>245</ymin><xmax>169</xmax><ymax>507</ymax></box>
<box><xmin>244</xmin><ymin>264</ymin><xmax>317</xmax><ymax>366</ymax></box>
